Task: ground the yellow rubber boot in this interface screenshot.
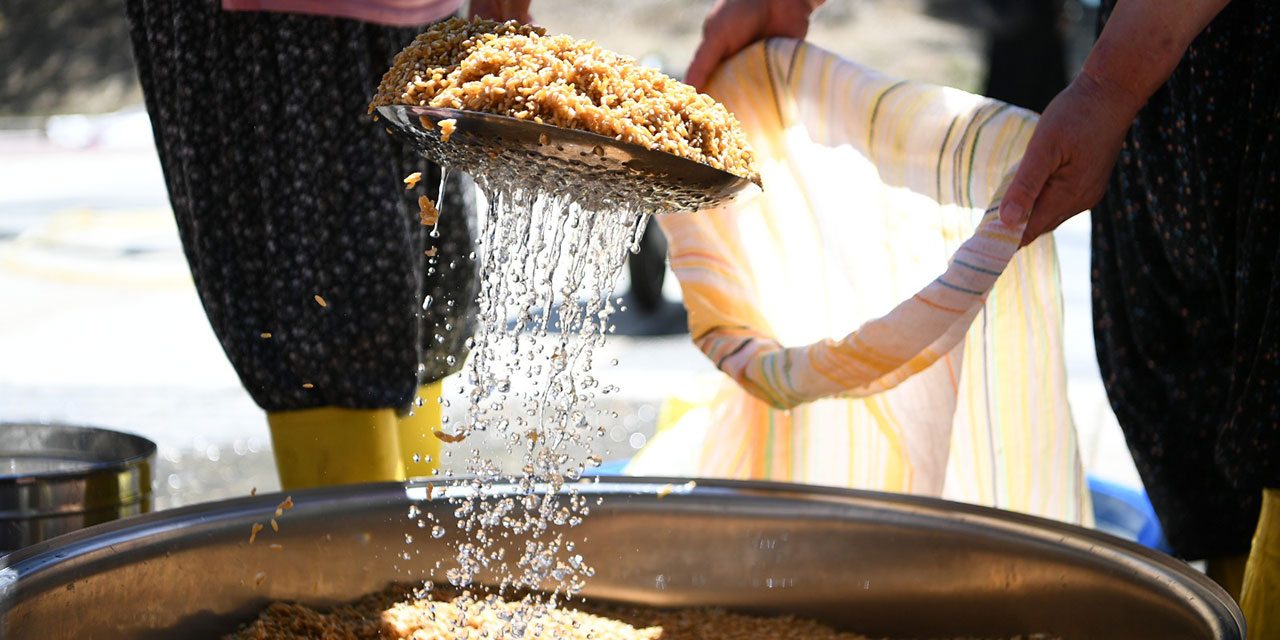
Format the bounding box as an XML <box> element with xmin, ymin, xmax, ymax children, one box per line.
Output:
<box><xmin>267</xmin><ymin>407</ymin><xmax>405</xmax><ymax>490</ymax></box>
<box><xmin>397</xmin><ymin>381</ymin><xmax>444</xmax><ymax>479</ymax></box>
<box><xmin>1241</xmin><ymin>487</ymin><xmax>1279</xmax><ymax>640</ymax></box>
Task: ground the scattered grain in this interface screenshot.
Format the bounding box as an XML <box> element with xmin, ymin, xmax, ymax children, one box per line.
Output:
<box><xmin>438</xmin><ymin>118</ymin><xmax>458</xmax><ymax>142</ymax></box>
<box><xmin>418</xmin><ymin>195</ymin><xmax>441</xmax><ymax>226</ymax></box>
<box><xmin>223</xmin><ymin>584</ymin><xmax>1056</xmax><ymax>640</ymax></box>
<box><xmin>433</xmin><ymin>429</ymin><xmax>466</xmax><ymax>444</ymax></box>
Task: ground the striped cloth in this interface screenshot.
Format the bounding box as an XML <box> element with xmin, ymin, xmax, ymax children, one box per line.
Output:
<box><xmin>628</xmin><ymin>39</ymin><xmax>1090</xmax><ymax>526</ymax></box>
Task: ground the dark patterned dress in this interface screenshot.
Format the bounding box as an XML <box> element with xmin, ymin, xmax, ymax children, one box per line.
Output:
<box><xmin>125</xmin><ymin>0</ymin><xmax>477</xmax><ymax>413</ymax></box>
<box><xmin>1093</xmin><ymin>0</ymin><xmax>1278</xmax><ymax>559</ymax></box>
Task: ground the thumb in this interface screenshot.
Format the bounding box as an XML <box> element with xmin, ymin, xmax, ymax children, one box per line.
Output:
<box><xmin>998</xmin><ymin>142</ymin><xmax>1056</xmax><ymax>227</ymax></box>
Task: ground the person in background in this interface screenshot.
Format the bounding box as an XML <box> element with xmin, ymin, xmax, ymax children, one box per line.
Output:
<box><xmin>979</xmin><ymin>0</ymin><xmax>1069</xmax><ymax>114</ymax></box>
<box><xmin>997</xmin><ymin>0</ymin><xmax>1277</xmax><ymax>632</ymax></box>
<box><xmin>124</xmin><ymin>0</ymin><xmax>527</xmax><ymax>490</ymax></box>
<box><xmin>119</xmin><ymin>0</ymin><xmax>794</xmax><ymax>492</ymax></box>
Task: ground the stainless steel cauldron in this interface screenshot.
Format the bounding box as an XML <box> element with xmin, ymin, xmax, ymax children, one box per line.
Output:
<box><xmin>0</xmin><ymin>478</ymin><xmax>1243</xmax><ymax>639</ymax></box>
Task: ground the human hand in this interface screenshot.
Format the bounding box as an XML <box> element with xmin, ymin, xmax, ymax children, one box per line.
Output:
<box><xmin>468</xmin><ymin>0</ymin><xmax>532</xmax><ymax>24</ymax></box>
<box><xmin>685</xmin><ymin>0</ymin><xmax>824</xmax><ymax>90</ymax></box>
<box><xmin>998</xmin><ymin>71</ymin><xmax>1143</xmax><ymax>246</ymax></box>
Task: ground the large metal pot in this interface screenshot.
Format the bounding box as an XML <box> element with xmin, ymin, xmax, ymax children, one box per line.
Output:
<box><xmin>0</xmin><ymin>423</ymin><xmax>155</xmax><ymax>554</ymax></box>
<box><xmin>0</xmin><ymin>478</ymin><xmax>1243</xmax><ymax>639</ymax></box>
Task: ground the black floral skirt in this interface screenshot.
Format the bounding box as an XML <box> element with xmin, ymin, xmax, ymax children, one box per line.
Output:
<box><xmin>125</xmin><ymin>0</ymin><xmax>477</xmax><ymax>412</ymax></box>
<box><xmin>1093</xmin><ymin>0</ymin><xmax>1279</xmax><ymax>559</ymax></box>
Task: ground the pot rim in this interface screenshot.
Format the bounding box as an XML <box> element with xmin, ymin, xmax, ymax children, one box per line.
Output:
<box><xmin>0</xmin><ymin>422</ymin><xmax>156</xmax><ymax>482</ymax></box>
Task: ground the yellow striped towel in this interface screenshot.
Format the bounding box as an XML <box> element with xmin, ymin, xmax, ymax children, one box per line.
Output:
<box><xmin>627</xmin><ymin>39</ymin><xmax>1090</xmax><ymax>526</ymax></box>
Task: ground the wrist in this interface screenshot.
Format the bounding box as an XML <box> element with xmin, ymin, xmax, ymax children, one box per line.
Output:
<box><xmin>1076</xmin><ymin>63</ymin><xmax>1148</xmax><ymax>123</ymax></box>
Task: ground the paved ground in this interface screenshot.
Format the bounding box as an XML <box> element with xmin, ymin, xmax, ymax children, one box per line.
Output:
<box><xmin>0</xmin><ymin>0</ymin><xmax>1139</xmax><ymax>515</ymax></box>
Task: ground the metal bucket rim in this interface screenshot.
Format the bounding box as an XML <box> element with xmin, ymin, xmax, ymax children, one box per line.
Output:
<box><xmin>0</xmin><ymin>422</ymin><xmax>156</xmax><ymax>482</ymax></box>
<box><xmin>0</xmin><ymin>478</ymin><xmax>1247</xmax><ymax>639</ymax></box>
<box><xmin>0</xmin><ymin>475</ymin><xmax>1243</xmax><ymax>631</ymax></box>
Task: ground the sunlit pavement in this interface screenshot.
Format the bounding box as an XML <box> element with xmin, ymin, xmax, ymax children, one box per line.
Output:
<box><xmin>0</xmin><ymin>109</ymin><xmax>1140</xmax><ymax>511</ymax></box>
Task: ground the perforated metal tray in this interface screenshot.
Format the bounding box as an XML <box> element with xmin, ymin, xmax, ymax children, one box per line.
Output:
<box><xmin>377</xmin><ymin>105</ymin><xmax>760</xmax><ymax>213</ymax></box>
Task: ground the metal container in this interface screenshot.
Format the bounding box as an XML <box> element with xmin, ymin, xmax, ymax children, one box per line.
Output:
<box><xmin>0</xmin><ymin>423</ymin><xmax>155</xmax><ymax>554</ymax></box>
<box><xmin>0</xmin><ymin>478</ymin><xmax>1243</xmax><ymax>639</ymax></box>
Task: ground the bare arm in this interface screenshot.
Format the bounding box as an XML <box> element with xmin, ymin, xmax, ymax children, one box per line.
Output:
<box><xmin>1084</xmin><ymin>0</ymin><xmax>1231</xmax><ymax>108</ymax></box>
<box><xmin>998</xmin><ymin>0</ymin><xmax>1232</xmax><ymax>241</ymax></box>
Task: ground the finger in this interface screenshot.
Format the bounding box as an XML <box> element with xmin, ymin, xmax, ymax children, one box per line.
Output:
<box><xmin>1019</xmin><ymin>181</ymin><xmax>1077</xmax><ymax>247</ymax></box>
<box><xmin>685</xmin><ymin>36</ymin><xmax>729</xmax><ymax>90</ymax></box>
<box><xmin>507</xmin><ymin>0</ymin><xmax>533</xmax><ymax>22</ymax></box>
<box><xmin>467</xmin><ymin>0</ymin><xmax>493</xmax><ymax>19</ymax></box>
<box><xmin>998</xmin><ymin>139</ymin><xmax>1058</xmax><ymax>228</ymax></box>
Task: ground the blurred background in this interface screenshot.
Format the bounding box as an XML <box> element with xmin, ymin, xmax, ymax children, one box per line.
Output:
<box><xmin>0</xmin><ymin>0</ymin><xmax>1132</xmax><ymax>512</ymax></box>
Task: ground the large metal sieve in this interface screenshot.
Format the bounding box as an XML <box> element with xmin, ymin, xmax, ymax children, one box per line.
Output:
<box><xmin>377</xmin><ymin>105</ymin><xmax>761</xmax><ymax>213</ymax></box>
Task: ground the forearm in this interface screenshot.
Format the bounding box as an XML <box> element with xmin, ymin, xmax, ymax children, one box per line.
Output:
<box><xmin>1082</xmin><ymin>0</ymin><xmax>1231</xmax><ymax>117</ymax></box>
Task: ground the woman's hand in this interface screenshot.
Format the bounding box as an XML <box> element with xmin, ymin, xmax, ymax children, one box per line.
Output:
<box><xmin>998</xmin><ymin>0</ymin><xmax>1231</xmax><ymax>245</ymax></box>
<box><xmin>685</xmin><ymin>0</ymin><xmax>824</xmax><ymax>90</ymax></box>
<box><xmin>998</xmin><ymin>70</ymin><xmax>1141</xmax><ymax>245</ymax></box>
<box><xmin>468</xmin><ymin>0</ymin><xmax>532</xmax><ymax>24</ymax></box>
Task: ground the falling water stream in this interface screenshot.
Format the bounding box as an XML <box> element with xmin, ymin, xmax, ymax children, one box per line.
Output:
<box><xmin>413</xmin><ymin>166</ymin><xmax>656</xmax><ymax>634</ymax></box>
